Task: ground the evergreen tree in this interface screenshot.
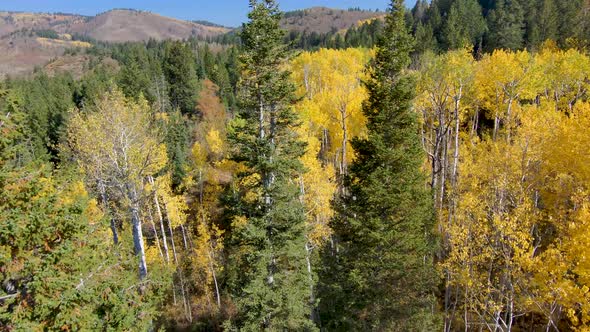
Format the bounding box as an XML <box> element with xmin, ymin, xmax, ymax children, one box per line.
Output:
<box><xmin>485</xmin><ymin>0</ymin><xmax>525</xmax><ymax>51</ymax></box>
<box><xmin>425</xmin><ymin>0</ymin><xmax>444</xmax><ymax>48</ymax></box>
<box><xmin>442</xmin><ymin>0</ymin><xmax>486</xmax><ymax>50</ymax></box>
<box><xmin>526</xmin><ymin>0</ymin><xmax>559</xmax><ymax>48</ymax></box>
<box><xmin>575</xmin><ymin>0</ymin><xmax>590</xmax><ymax>46</ymax></box>
<box><xmin>117</xmin><ymin>44</ymin><xmax>152</xmax><ymax>101</ymax></box>
<box><xmin>224</xmin><ymin>0</ymin><xmax>313</xmax><ymax>330</ymax></box>
<box><xmin>163</xmin><ymin>109</ymin><xmax>191</xmax><ymax>192</ymax></box>
<box><xmin>163</xmin><ymin>41</ymin><xmax>199</xmax><ymax>115</ymax></box>
<box><xmin>414</xmin><ymin>22</ymin><xmax>438</xmax><ymax>54</ymax></box>
<box><xmin>319</xmin><ymin>0</ymin><xmax>439</xmax><ymax>330</ymax></box>
<box><xmin>556</xmin><ymin>0</ymin><xmax>585</xmax><ymax>46</ymax></box>
<box><xmin>412</xmin><ymin>0</ymin><xmax>429</xmax><ymax>24</ymax></box>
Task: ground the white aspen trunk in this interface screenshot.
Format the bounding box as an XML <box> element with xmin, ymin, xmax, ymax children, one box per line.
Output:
<box><xmin>471</xmin><ymin>108</ymin><xmax>479</xmax><ymax>138</ymax></box>
<box><xmin>181</xmin><ymin>224</ymin><xmax>189</xmax><ymax>250</ymax></box>
<box><xmin>493</xmin><ymin>111</ymin><xmax>500</xmax><ymax>142</ymax></box>
<box><xmin>322</xmin><ymin>127</ymin><xmax>329</xmax><ymax>162</ymax></box>
<box><xmin>303</xmin><ymin>65</ymin><xmax>312</xmax><ymax>99</ymax></box>
<box><xmin>128</xmin><ymin>184</ymin><xmax>148</xmax><ymax>279</ymax></box>
<box><xmin>439</xmin><ymin>132</ymin><xmax>449</xmax><ymax>211</ymax></box>
<box><xmin>178</xmin><ymin>269</ymin><xmax>191</xmax><ymax>322</ymax></box>
<box><xmin>165</xmin><ymin>201</ymin><xmax>179</xmax><ymax>265</ymax></box>
<box><xmin>506</xmin><ymin>98</ymin><xmax>514</xmax><ymax>143</ymax></box>
<box><xmin>209</xmin><ymin>247</ymin><xmax>221</xmax><ymax>308</ymax></box>
<box><xmin>149</xmin><ymin>176</ymin><xmax>170</xmax><ymax>263</ymax></box>
<box><xmin>147</xmin><ymin>204</ymin><xmax>164</xmax><ymax>259</ymax></box>
<box><xmin>171</xmin><ymin>281</ymin><xmax>178</xmax><ymax>305</ymax></box>
<box><xmin>340</xmin><ymin>104</ymin><xmax>348</xmax><ymax>176</ymax></box>
<box><xmin>452</xmin><ymin>89</ymin><xmax>461</xmax><ymax>186</ymax></box>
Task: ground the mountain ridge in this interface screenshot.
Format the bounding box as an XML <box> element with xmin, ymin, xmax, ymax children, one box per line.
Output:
<box><xmin>0</xmin><ymin>7</ymin><xmax>383</xmax><ymax>76</ymax></box>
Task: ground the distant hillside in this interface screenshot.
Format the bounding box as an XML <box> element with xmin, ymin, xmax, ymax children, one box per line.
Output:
<box><xmin>0</xmin><ymin>9</ymin><xmax>230</xmax><ymax>42</ymax></box>
<box><xmin>43</xmin><ymin>54</ymin><xmax>119</xmax><ymax>79</ymax></box>
<box><xmin>0</xmin><ymin>30</ymin><xmax>92</xmax><ymax>77</ymax></box>
<box><xmin>0</xmin><ymin>7</ymin><xmax>384</xmax><ymax>76</ymax></box>
<box><xmin>65</xmin><ymin>9</ymin><xmax>229</xmax><ymax>43</ymax></box>
<box><xmin>0</xmin><ymin>9</ymin><xmax>230</xmax><ymax>76</ymax></box>
<box><xmin>281</xmin><ymin>7</ymin><xmax>384</xmax><ymax>34</ymax></box>
<box><xmin>0</xmin><ymin>11</ymin><xmax>86</xmax><ymax>37</ymax></box>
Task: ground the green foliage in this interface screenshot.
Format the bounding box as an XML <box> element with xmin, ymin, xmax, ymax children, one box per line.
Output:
<box><xmin>116</xmin><ymin>44</ymin><xmax>153</xmax><ymax>101</ymax></box>
<box><xmin>485</xmin><ymin>0</ymin><xmax>525</xmax><ymax>51</ymax></box>
<box><xmin>284</xmin><ymin>19</ymin><xmax>384</xmax><ymax>50</ymax></box>
<box><xmin>224</xmin><ymin>0</ymin><xmax>314</xmax><ymax>330</ymax></box>
<box><xmin>33</xmin><ymin>29</ymin><xmax>60</xmax><ymax>39</ymax></box>
<box><xmin>0</xmin><ymin>92</ymin><xmax>169</xmax><ymax>330</ymax></box>
<box><xmin>442</xmin><ymin>0</ymin><xmax>486</xmax><ymax>49</ymax></box>
<box><xmin>319</xmin><ymin>0</ymin><xmax>439</xmax><ymax>330</ymax></box>
<box><xmin>163</xmin><ymin>41</ymin><xmax>199</xmax><ymax>115</ymax></box>
<box><xmin>8</xmin><ymin>73</ymin><xmax>76</xmax><ymax>161</ymax></box>
<box><xmin>409</xmin><ymin>0</ymin><xmax>588</xmax><ymax>52</ymax></box>
<box><xmin>162</xmin><ymin>109</ymin><xmax>191</xmax><ymax>192</ymax></box>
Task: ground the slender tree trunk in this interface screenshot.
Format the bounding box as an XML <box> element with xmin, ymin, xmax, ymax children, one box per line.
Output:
<box><xmin>181</xmin><ymin>224</ymin><xmax>189</xmax><ymax>250</ymax></box>
<box><xmin>128</xmin><ymin>184</ymin><xmax>148</xmax><ymax>279</ymax></box>
<box><xmin>305</xmin><ymin>242</ymin><xmax>318</xmax><ymax>323</ymax></box>
<box><xmin>506</xmin><ymin>98</ymin><xmax>514</xmax><ymax>143</ymax></box>
<box><xmin>147</xmin><ymin>204</ymin><xmax>164</xmax><ymax>259</ymax></box>
<box><xmin>493</xmin><ymin>112</ymin><xmax>500</xmax><ymax>141</ymax></box>
<box><xmin>471</xmin><ymin>108</ymin><xmax>479</xmax><ymax>138</ymax></box>
<box><xmin>340</xmin><ymin>105</ymin><xmax>348</xmax><ymax>176</ymax></box>
<box><xmin>208</xmin><ymin>245</ymin><xmax>221</xmax><ymax>308</ymax></box>
<box><xmin>149</xmin><ymin>176</ymin><xmax>170</xmax><ymax>263</ymax></box>
<box><xmin>98</xmin><ymin>178</ymin><xmax>118</xmax><ymax>245</ymax></box>
<box><xmin>165</xmin><ymin>201</ymin><xmax>179</xmax><ymax>265</ymax></box>
<box><xmin>452</xmin><ymin>90</ymin><xmax>461</xmax><ymax>186</ymax></box>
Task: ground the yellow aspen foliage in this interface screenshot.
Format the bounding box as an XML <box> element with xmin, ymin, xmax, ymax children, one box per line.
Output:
<box><xmin>191</xmin><ymin>215</ymin><xmax>224</xmax><ymax>313</ymax></box>
<box><xmin>538</xmin><ymin>102</ymin><xmax>590</xmax><ymax>329</ymax></box>
<box><xmin>68</xmin><ymin>87</ymin><xmax>168</xmax><ymax>279</ymax></box>
<box><xmin>441</xmin><ymin>94</ymin><xmax>590</xmax><ymax>330</ymax></box>
<box><xmin>68</xmin><ymin>88</ymin><xmax>168</xmax><ymax>192</ymax></box>
<box><xmin>154</xmin><ymin>174</ymin><xmax>188</xmax><ymax>228</ymax></box>
<box><xmin>416</xmin><ymin>49</ymin><xmax>475</xmax><ymax>210</ymax></box>
<box><xmin>291</xmin><ymin>49</ymin><xmax>370</xmax><ymax>247</ymax></box>
<box><xmin>474</xmin><ymin>49</ymin><xmax>537</xmax><ymax>140</ymax></box>
<box><xmin>443</xmin><ymin>135</ymin><xmax>543</xmax><ymax>329</ymax></box>
<box><xmin>291</xmin><ymin>48</ymin><xmax>371</xmax><ymax>174</ymax></box>
<box><xmin>205</xmin><ymin>128</ymin><xmax>224</xmax><ymax>156</ymax></box>
<box><xmin>298</xmin><ymin>121</ymin><xmax>337</xmax><ymax>246</ymax></box>
<box><xmin>534</xmin><ymin>46</ymin><xmax>590</xmax><ymax>111</ymax></box>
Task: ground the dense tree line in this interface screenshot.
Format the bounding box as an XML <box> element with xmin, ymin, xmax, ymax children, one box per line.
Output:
<box><xmin>410</xmin><ymin>0</ymin><xmax>590</xmax><ymax>53</ymax></box>
<box><xmin>209</xmin><ymin>0</ymin><xmax>590</xmax><ymax>53</ymax></box>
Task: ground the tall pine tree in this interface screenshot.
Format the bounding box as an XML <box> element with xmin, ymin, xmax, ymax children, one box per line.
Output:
<box><xmin>485</xmin><ymin>0</ymin><xmax>525</xmax><ymax>51</ymax></box>
<box><xmin>224</xmin><ymin>0</ymin><xmax>314</xmax><ymax>330</ymax></box>
<box><xmin>163</xmin><ymin>41</ymin><xmax>199</xmax><ymax>115</ymax></box>
<box><xmin>442</xmin><ymin>0</ymin><xmax>487</xmax><ymax>50</ymax></box>
<box><xmin>319</xmin><ymin>0</ymin><xmax>439</xmax><ymax>330</ymax></box>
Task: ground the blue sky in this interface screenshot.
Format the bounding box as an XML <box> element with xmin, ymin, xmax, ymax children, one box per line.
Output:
<box><xmin>0</xmin><ymin>0</ymin><xmax>417</xmax><ymax>27</ymax></box>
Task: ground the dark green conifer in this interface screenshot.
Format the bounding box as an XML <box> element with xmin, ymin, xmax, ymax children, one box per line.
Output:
<box><xmin>163</xmin><ymin>41</ymin><xmax>199</xmax><ymax>115</ymax></box>
<box><xmin>485</xmin><ymin>0</ymin><xmax>525</xmax><ymax>50</ymax></box>
<box><xmin>319</xmin><ymin>0</ymin><xmax>439</xmax><ymax>330</ymax></box>
<box><xmin>224</xmin><ymin>0</ymin><xmax>314</xmax><ymax>330</ymax></box>
<box><xmin>443</xmin><ymin>0</ymin><xmax>486</xmax><ymax>50</ymax></box>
